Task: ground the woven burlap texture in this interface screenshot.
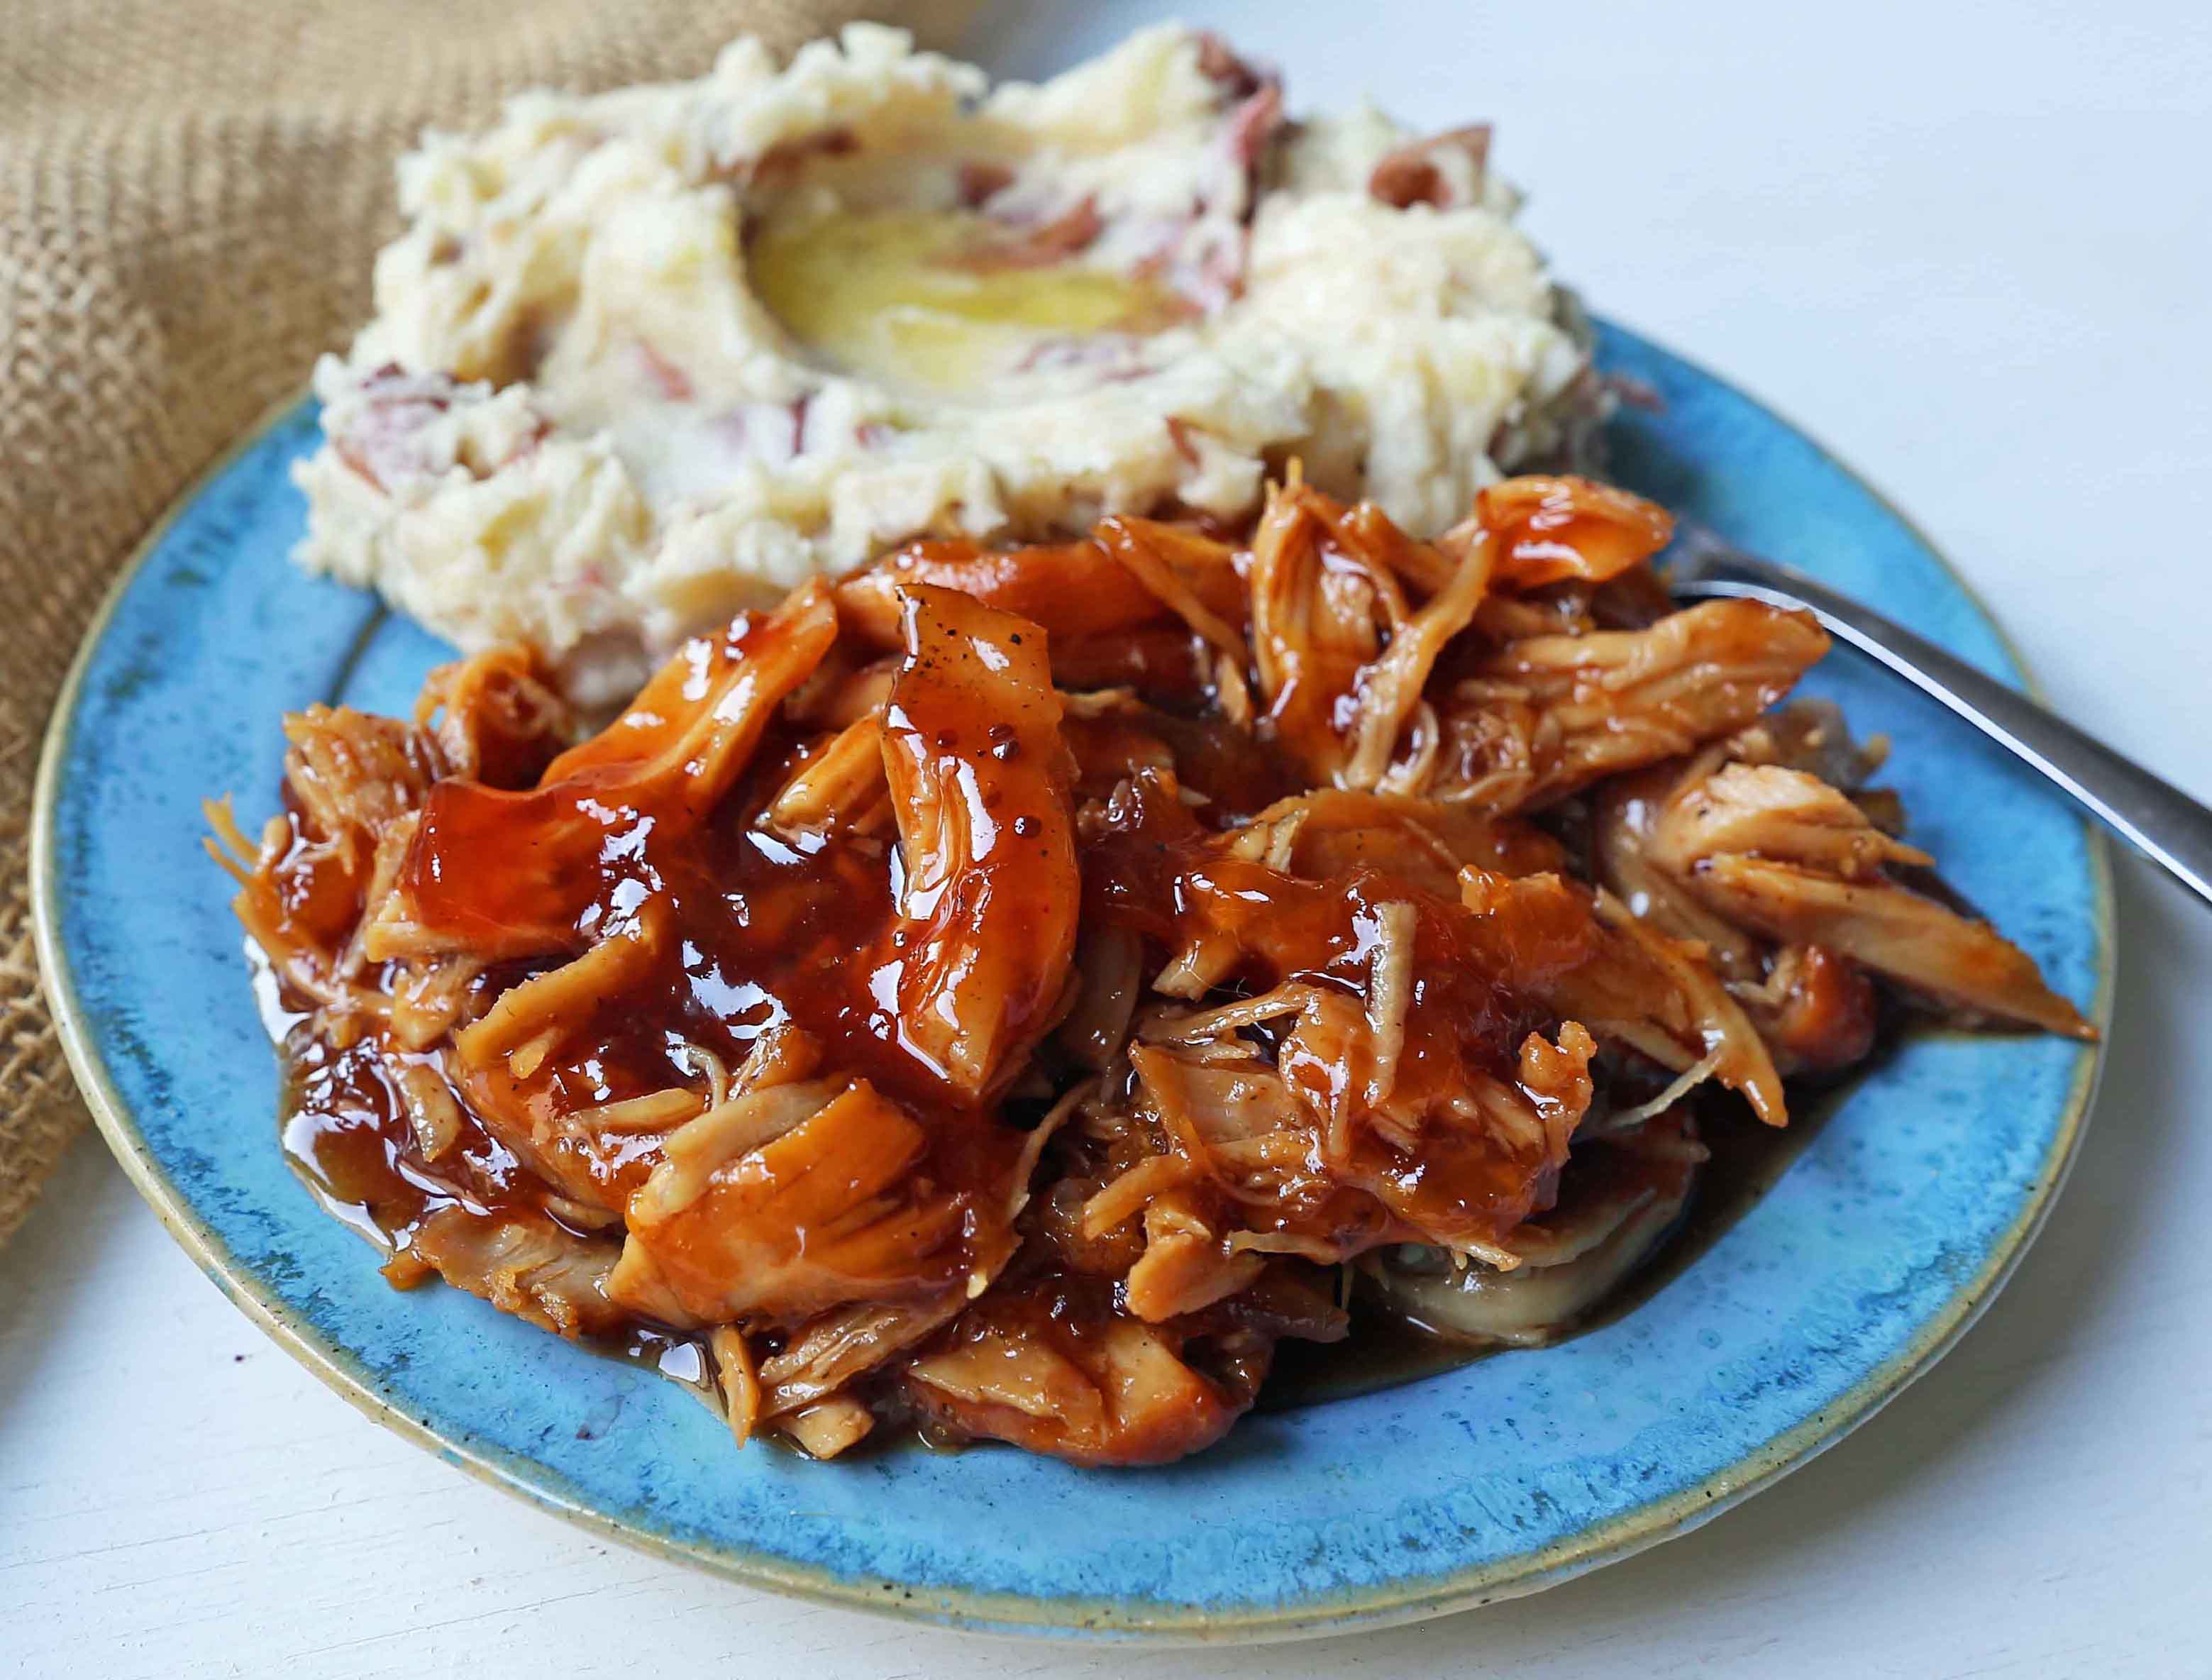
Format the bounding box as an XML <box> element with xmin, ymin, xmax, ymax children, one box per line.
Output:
<box><xmin>1</xmin><ymin>0</ymin><xmax>969</xmax><ymax>1247</ymax></box>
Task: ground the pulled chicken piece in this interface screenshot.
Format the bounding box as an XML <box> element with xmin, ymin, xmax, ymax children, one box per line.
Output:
<box><xmin>1650</xmin><ymin>762</ymin><xmax>2091</xmax><ymax>1037</ymax></box>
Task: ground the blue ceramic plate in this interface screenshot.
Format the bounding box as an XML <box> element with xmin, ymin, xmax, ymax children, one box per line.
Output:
<box><xmin>32</xmin><ymin>321</ymin><xmax>2111</xmax><ymax>1641</ymax></box>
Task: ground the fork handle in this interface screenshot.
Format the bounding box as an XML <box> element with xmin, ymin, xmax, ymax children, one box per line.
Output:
<box><xmin>1674</xmin><ymin>565</ymin><xmax>2212</xmax><ymax>910</ymax></box>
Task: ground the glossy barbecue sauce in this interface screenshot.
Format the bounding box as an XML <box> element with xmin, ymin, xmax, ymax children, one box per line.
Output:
<box><xmin>267</xmin><ymin>528</ymin><xmax>1858</xmax><ymax>1447</ymax></box>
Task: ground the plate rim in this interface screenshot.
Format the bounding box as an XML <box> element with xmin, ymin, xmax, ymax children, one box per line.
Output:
<box><xmin>29</xmin><ymin>329</ymin><xmax>2117</xmax><ymax>1642</ymax></box>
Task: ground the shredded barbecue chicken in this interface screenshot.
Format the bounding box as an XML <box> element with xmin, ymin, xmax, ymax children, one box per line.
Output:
<box><xmin>210</xmin><ymin>472</ymin><xmax>2091</xmax><ymax>1466</ymax></box>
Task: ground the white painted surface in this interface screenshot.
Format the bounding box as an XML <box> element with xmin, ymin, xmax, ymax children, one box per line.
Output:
<box><xmin>7</xmin><ymin>1</ymin><xmax>2211</xmax><ymax>1674</ymax></box>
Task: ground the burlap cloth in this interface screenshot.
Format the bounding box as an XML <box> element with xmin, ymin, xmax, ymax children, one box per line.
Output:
<box><xmin>1</xmin><ymin>0</ymin><xmax>972</xmax><ymax>1247</ymax></box>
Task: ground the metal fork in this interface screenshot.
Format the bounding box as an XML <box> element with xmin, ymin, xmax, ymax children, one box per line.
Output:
<box><xmin>1666</xmin><ymin>521</ymin><xmax>2212</xmax><ymax>910</ymax></box>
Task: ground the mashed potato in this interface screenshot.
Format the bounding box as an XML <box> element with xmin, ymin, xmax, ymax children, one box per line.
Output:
<box><xmin>295</xmin><ymin>23</ymin><xmax>1603</xmax><ymax>700</ymax></box>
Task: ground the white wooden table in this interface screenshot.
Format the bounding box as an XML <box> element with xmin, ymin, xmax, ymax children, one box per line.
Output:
<box><xmin>7</xmin><ymin>2</ymin><xmax>2211</xmax><ymax>1674</ymax></box>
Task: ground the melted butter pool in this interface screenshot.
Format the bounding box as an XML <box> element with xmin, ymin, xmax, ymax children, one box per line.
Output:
<box><xmin>748</xmin><ymin>207</ymin><xmax>1181</xmax><ymax>396</ymax></box>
